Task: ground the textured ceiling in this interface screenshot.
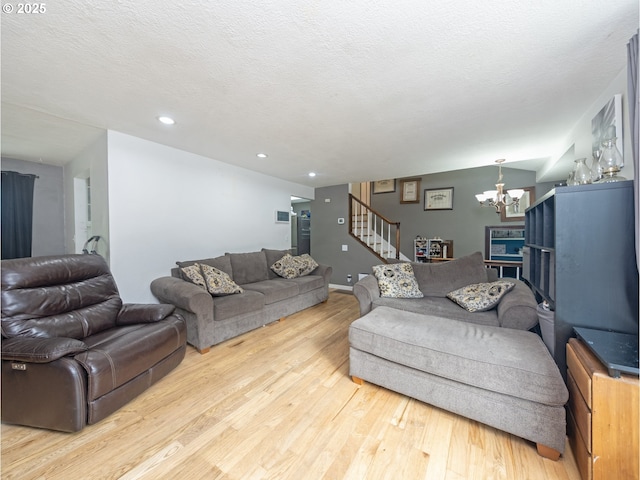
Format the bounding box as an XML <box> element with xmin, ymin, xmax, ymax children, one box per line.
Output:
<box><xmin>1</xmin><ymin>1</ymin><xmax>638</xmax><ymax>187</ymax></box>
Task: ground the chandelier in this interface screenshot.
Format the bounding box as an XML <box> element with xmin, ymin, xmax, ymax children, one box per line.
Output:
<box><xmin>475</xmin><ymin>159</ymin><xmax>525</xmax><ymax>214</ymax></box>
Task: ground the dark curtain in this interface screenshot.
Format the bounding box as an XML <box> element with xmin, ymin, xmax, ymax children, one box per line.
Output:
<box><xmin>628</xmin><ymin>31</ymin><xmax>639</xmax><ymax>272</ymax></box>
<box><xmin>1</xmin><ymin>171</ymin><xmax>37</xmax><ymax>259</ymax></box>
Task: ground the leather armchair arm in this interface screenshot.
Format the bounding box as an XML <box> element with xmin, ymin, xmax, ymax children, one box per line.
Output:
<box><xmin>117</xmin><ymin>303</ymin><xmax>176</xmax><ymax>326</ymax></box>
<box><xmin>1</xmin><ymin>336</ymin><xmax>87</xmax><ymax>363</ymax></box>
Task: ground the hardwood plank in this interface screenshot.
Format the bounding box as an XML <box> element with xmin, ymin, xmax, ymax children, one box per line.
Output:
<box><xmin>1</xmin><ymin>291</ymin><xmax>580</xmax><ymax>480</ymax></box>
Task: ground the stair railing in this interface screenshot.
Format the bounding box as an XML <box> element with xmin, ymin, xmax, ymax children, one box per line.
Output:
<box><xmin>348</xmin><ymin>194</ymin><xmax>400</xmax><ymax>262</ymax></box>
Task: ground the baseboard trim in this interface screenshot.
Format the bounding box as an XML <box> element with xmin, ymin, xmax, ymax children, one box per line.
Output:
<box><xmin>330</xmin><ymin>284</ymin><xmax>353</xmax><ymax>292</ymax></box>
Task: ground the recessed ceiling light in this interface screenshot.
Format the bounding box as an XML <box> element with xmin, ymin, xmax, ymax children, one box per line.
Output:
<box><xmin>308</xmin><ymin>172</ymin><xmax>316</xmax><ymax>177</ymax></box>
<box><xmin>257</xmin><ymin>153</ymin><xmax>268</xmax><ymax>158</ymax></box>
<box><xmin>157</xmin><ymin>116</ymin><xmax>175</xmax><ymax>125</ymax></box>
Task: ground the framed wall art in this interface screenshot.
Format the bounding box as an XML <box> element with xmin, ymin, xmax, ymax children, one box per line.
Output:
<box><xmin>400</xmin><ymin>178</ymin><xmax>421</xmax><ymax>204</ymax></box>
<box><xmin>372</xmin><ymin>179</ymin><xmax>396</xmax><ymax>194</ymax></box>
<box><xmin>592</xmin><ymin>94</ymin><xmax>623</xmax><ymax>157</ymax></box>
<box><xmin>424</xmin><ymin>187</ymin><xmax>454</xmax><ymax>210</ymax></box>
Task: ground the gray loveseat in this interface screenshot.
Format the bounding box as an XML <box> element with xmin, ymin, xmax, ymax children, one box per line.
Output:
<box><xmin>353</xmin><ymin>251</ymin><xmax>539</xmax><ymax>331</ymax></box>
<box><xmin>151</xmin><ymin>248</ymin><xmax>332</xmax><ymax>353</ymax></box>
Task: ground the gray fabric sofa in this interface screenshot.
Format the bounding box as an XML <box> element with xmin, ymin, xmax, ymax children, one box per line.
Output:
<box><xmin>349</xmin><ymin>307</ymin><xmax>568</xmax><ymax>459</ymax></box>
<box><xmin>353</xmin><ymin>251</ymin><xmax>539</xmax><ymax>331</ymax></box>
<box><xmin>151</xmin><ymin>248</ymin><xmax>332</xmax><ymax>353</ymax></box>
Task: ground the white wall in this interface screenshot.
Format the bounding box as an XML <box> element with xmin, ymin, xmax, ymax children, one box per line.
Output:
<box><xmin>539</xmin><ymin>68</ymin><xmax>635</xmax><ymax>181</ymax></box>
<box><xmin>64</xmin><ymin>132</ymin><xmax>109</xmax><ymax>257</ymax></box>
<box><xmin>106</xmin><ymin>131</ymin><xmax>314</xmax><ymax>303</ymax></box>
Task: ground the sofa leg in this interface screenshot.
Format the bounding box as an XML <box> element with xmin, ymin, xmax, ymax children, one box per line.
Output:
<box><xmin>352</xmin><ymin>376</ymin><xmax>364</xmax><ymax>385</ymax></box>
<box><xmin>278</xmin><ymin>317</ymin><xmax>286</xmax><ymax>322</ymax></box>
<box><xmin>197</xmin><ymin>347</ymin><xmax>210</xmax><ymax>355</ymax></box>
<box><xmin>536</xmin><ymin>443</ymin><xmax>560</xmax><ymax>461</ymax></box>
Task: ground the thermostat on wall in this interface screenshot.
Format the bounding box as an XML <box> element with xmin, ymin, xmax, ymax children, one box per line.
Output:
<box><xmin>338</xmin><ymin>218</ymin><xmax>345</xmax><ymax>225</ymax></box>
<box><xmin>275</xmin><ymin>210</ymin><xmax>290</xmax><ymax>223</ymax></box>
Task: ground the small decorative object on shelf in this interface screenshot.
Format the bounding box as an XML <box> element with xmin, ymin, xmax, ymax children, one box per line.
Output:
<box><xmin>415</xmin><ymin>237</ymin><xmax>453</xmax><ymax>261</ymax></box>
<box><xmin>414</xmin><ymin>236</ymin><xmax>428</xmax><ymax>262</ymax></box>
<box><xmin>590</xmin><ymin>150</ymin><xmax>603</xmax><ymax>182</ymax></box>
<box><xmin>572</xmin><ymin>158</ymin><xmax>592</xmax><ymax>185</ymax></box>
<box><xmin>597</xmin><ymin>136</ymin><xmax>626</xmax><ymax>182</ymax></box>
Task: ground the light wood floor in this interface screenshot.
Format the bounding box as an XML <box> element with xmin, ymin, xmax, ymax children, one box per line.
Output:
<box><xmin>1</xmin><ymin>291</ymin><xmax>581</xmax><ymax>480</ymax></box>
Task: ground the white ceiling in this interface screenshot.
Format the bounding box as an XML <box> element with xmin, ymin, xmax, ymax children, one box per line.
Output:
<box><xmin>1</xmin><ymin>1</ymin><xmax>637</xmax><ymax>187</ymax></box>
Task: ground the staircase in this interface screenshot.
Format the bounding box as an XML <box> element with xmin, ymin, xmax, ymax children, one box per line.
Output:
<box><xmin>349</xmin><ymin>194</ymin><xmax>410</xmax><ymax>263</ymax></box>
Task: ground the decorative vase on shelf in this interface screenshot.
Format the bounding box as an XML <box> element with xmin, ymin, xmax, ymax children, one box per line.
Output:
<box><xmin>590</xmin><ymin>150</ymin><xmax>603</xmax><ymax>183</ymax></box>
<box><xmin>566</xmin><ymin>170</ymin><xmax>577</xmax><ymax>186</ymax></box>
<box><xmin>572</xmin><ymin>158</ymin><xmax>592</xmax><ymax>185</ymax></box>
<box><xmin>597</xmin><ymin>137</ymin><xmax>626</xmax><ymax>183</ymax></box>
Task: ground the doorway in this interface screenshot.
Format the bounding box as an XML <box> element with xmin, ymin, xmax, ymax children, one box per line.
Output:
<box><xmin>73</xmin><ymin>174</ymin><xmax>91</xmax><ymax>253</ymax></box>
<box><xmin>290</xmin><ymin>196</ymin><xmax>311</xmax><ymax>255</ymax></box>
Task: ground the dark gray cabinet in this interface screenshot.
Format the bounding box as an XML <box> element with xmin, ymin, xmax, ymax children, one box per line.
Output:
<box><xmin>524</xmin><ymin>180</ymin><xmax>638</xmax><ymax>375</ymax></box>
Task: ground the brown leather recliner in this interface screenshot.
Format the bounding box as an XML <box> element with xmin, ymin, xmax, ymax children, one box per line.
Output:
<box><xmin>1</xmin><ymin>254</ymin><xmax>187</xmax><ymax>432</ymax></box>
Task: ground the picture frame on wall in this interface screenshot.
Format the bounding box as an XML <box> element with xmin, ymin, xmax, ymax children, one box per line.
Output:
<box><xmin>400</xmin><ymin>178</ymin><xmax>421</xmax><ymax>204</ymax></box>
<box><xmin>372</xmin><ymin>179</ymin><xmax>396</xmax><ymax>194</ymax></box>
<box><xmin>500</xmin><ymin>186</ymin><xmax>535</xmax><ymax>222</ymax></box>
<box><xmin>592</xmin><ymin>94</ymin><xmax>623</xmax><ymax>157</ymax></box>
<box><xmin>424</xmin><ymin>187</ymin><xmax>454</xmax><ymax>210</ymax></box>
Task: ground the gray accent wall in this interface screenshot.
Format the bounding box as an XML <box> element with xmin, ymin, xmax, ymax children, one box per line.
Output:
<box><xmin>1</xmin><ymin>157</ymin><xmax>65</xmax><ymax>257</ymax></box>
<box><xmin>312</xmin><ymin>167</ymin><xmax>557</xmax><ymax>288</ymax></box>
<box><xmin>311</xmin><ymin>184</ymin><xmax>382</xmax><ymax>288</ymax></box>
<box><xmin>371</xmin><ymin>166</ymin><xmax>556</xmax><ymax>259</ymax></box>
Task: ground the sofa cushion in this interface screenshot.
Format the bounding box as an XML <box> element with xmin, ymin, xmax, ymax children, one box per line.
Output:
<box><xmin>77</xmin><ymin>318</ymin><xmax>185</xmax><ymax>401</ymax></box>
<box><xmin>372</xmin><ymin>263</ymin><xmax>423</xmax><ymax>299</ymax></box>
<box><xmin>228</xmin><ymin>251</ymin><xmax>270</xmax><ymax>285</ymax></box>
<box><xmin>212</xmin><ymin>290</ymin><xmax>265</xmax><ymax>321</ymax></box>
<box><xmin>372</xmin><ymin>296</ymin><xmax>500</xmax><ymax>327</ymax></box>
<box><xmin>283</xmin><ymin>274</ymin><xmax>325</xmax><ymax>294</ymax></box>
<box><xmin>412</xmin><ymin>251</ymin><xmax>489</xmax><ymax>297</ymax></box>
<box><xmin>200</xmin><ymin>264</ymin><xmax>244</xmax><ymax>296</ymax></box>
<box><xmin>1</xmin><ymin>254</ymin><xmax>122</xmax><ymax>339</ymax></box>
<box><xmin>242</xmin><ymin>279</ymin><xmax>299</xmax><ymax>305</ymax></box>
<box><xmin>349</xmin><ymin>306</ymin><xmax>568</xmax><ymax>406</ymax></box>
<box><xmin>271</xmin><ymin>253</ymin><xmax>319</xmax><ymax>279</ymax></box>
<box><xmin>447</xmin><ymin>280</ymin><xmax>515</xmax><ymax>312</ymax></box>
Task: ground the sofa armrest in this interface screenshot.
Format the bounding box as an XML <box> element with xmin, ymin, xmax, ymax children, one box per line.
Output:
<box><xmin>353</xmin><ymin>274</ymin><xmax>380</xmax><ymax>316</ymax></box>
<box><xmin>311</xmin><ymin>264</ymin><xmax>333</xmax><ymax>285</ymax></box>
<box><xmin>150</xmin><ymin>276</ymin><xmax>214</xmax><ymax>316</ymax></box>
<box><xmin>117</xmin><ymin>303</ymin><xmax>176</xmax><ymax>326</ymax></box>
<box><xmin>1</xmin><ymin>337</ymin><xmax>87</xmax><ymax>363</ymax></box>
<box><xmin>497</xmin><ymin>279</ymin><xmax>539</xmax><ymax>330</ymax></box>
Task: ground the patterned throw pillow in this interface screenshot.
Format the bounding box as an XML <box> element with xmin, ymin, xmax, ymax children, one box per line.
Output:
<box><xmin>297</xmin><ymin>254</ymin><xmax>319</xmax><ymax>276</ymax></box>
<box><xmin>446</xmin><ymin>280</ymin><xmax>515</xmax><ymax>312</ymax></box>
<box><xmin>199</xmin><ymin>263</ymin><xmax>244</xmax><ymax>296</ymax></box>
<box><xmin>271</xmin><ymin>254</ymin><xmax>319</xmax><ymax>279</ymax></box>
<box><xmin>372</xmin><ymin>263</ymin><xmax>424</xmax><ymax>298</ymax></box>
<box><xmin>180</xmin><ymin>264</ymin><xmax>207</xmax><ymax>289</ymax></box>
